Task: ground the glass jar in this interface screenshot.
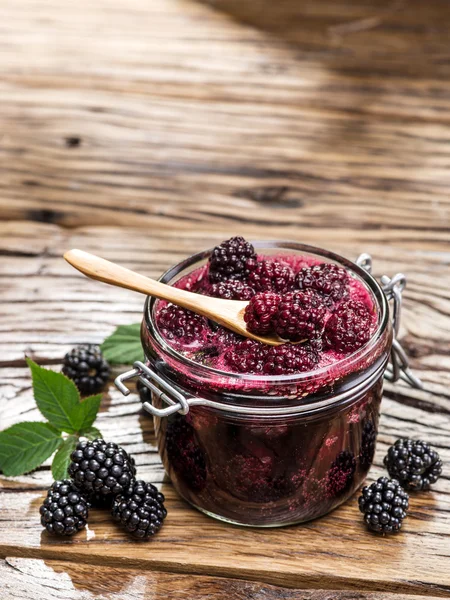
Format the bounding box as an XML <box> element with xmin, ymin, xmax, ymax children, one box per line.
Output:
<box><xmin>115</xmin><ymin>242</ymin><xmax>419</xmax><ymax>527</ymax></box>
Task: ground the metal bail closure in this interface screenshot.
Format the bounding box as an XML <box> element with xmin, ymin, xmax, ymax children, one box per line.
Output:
<box><xmin>114</xmin><ymin>361</ymin><xmax>191</xmax><ymax>418</ymax></box>
<box><xmin>356</xmin><ymin>254</ymin><xmax>423</xmax><ymax>390</ymax></box>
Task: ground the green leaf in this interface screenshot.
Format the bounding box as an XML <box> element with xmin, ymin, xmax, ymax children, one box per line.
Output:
<box><xmin>101</xmin><ymin>323</ymin><xmax>143</xmax><ymax>364</ymax></box>
<box><xmin>52</xmin><ymin>435</ymin><xmax>78</xmax><ymax>480</ymax></box>
<box><xmin>0</xmin><ymin>422</ymin><xmax>63</xmax><ymax>476</ymax></box>
<box><xmin>27</xmin><ymin>358</ymin><xmax>81</xmax><ymax>434</ymax></box>
<box><xmin>71</xmin><ymin>394</ymin><xmax>102</xmax><ymax>431</ymax></box>
<box><xmin>79</xmin><ymin>426</ymin><xmax>103</xmax><ymax>441</ymax></box>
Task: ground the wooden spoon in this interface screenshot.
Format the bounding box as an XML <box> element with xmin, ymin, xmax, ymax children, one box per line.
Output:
<box><xmin>64</xmin><ymin>249</ymin><xmax>284</xmax><ymax>346</ymax></box>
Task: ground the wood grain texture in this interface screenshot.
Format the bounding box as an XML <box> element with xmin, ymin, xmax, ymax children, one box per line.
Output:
<box><xmin>1</xmin><ymin>0</ymin><xmax>450</xmax><ymax>597</ymax></box>
<box><xmin>1</xmin><ymin>559</ymin><xmax>444</xmax><ymax>600</ymax></box>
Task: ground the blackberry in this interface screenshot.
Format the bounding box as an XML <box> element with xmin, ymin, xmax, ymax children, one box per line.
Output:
<box><xmin>62</xmin><ymin>344</ymin><xmax>110</xmax><ymax>396</ymax></box>
<box><xmin>296</xmin><ymin>263</ymin><xmax>348</xmax><ymax>304</ymax></box>
<box><xmin>112</xmin><ymin>480</ymin><xmax>167</xmax><ymax>539</ymax></box>
<box><xmin>384</xmin><ymin>438</ymin><xmax>443</xmax><ymax>491</ymax></box>
<box><xmin>210</xmin><ymin>280</ymin><xmax>255</xmax><ymax>300</ymax></box>
<box><xmin>246</xmin><ymin>259</ymin><xmax>295</xmax><ymax>293</ymax></box>
<box><xmin>166</xmin><ymin>417</ymin><xmax>207</xmax><ymax>491</ymax></box>
<box><xmin>272</xmin><ymin>291</ymin><xmax>326</xmax><ymax>342</ymax></box>
<box><xmin>208</xmin><ymin>236</ymin><xmax>256</xmax><ymax>283</ymax></box>
<box><xmin>327</xmin><ymin>451</ymin><xmax>356</xmax><ymax>496</ymax></box>
<box><xmin>68</xmin><ymin>439</ymin><xmax>136</xmax><ymax>497</ymax></box>
<box><xmin>158</xmin><ymin>304</ymin><xmax>207</xmax><ymax>344</ymax></box>
<box><xmin>244</xmin><ymin>292</ymin><xmax>280</xmax><ymax>335</ymax></box>
<box><xmin>40</xmin><ymin>480</ymin><xmax>89</xmax><ymax>536</ymax></box>
<box><xmin>224</xmin><ymin>339</ymin><xmax>268</xmax><ymax>373</ymax></box>
<box><xmin>324</xmin><ymin>299</ymin><xmax>372</xmax><ymax>353</ymax></box>
<box><xmin>262</xmin><ymin>343</ymin><xmax>319</xmax><ymax>375</ymax></box>
<box><xmin>358</xmin><ymin>477</ymin><xmax>409</xmax><ymax>534</ymax></box>
<box><xmin>137</xmin><ymin>379</ymin><xmax>151</xmax><ymax>404</ymax></box>
<box><xmin>360</xmin><ymin>420</ymin><xmax>377</xmax><ymax>470</ymax></box>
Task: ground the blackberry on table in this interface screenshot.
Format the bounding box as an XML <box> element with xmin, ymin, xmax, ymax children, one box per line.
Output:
<box><xmin>246</xmin><ymin>259</ymin><xmax>295</xmax><ymax>294</ymax></box>
<box><xmin>68</xmin><ymin>439</ymin><xmax>136</xmax><ymax>497</ymax></box>
<box><xmin>296</xmin><ymin>263</ymin><xmax>348</xmax><ymax>304</ymax></box>
<box><xmin>324</xmin><ymin>299</ymin><xmax>372</xmax><ymax>353</ymax></box>
<box><xmin>158</xmin><ymin>304</ymin><xmax>207</xmax><ymax>343</ymax></box>
<box><xmin>210</xmin><ymin>280</ymin><xmax>255</xmax><ymax>300</ymax></box>
<box><xmin>244</xmin><ymin>292</ymin><xmax>280</xmax><ymax>335</ymax></box>
<box><xmin>272</xmin><ymin>291</ymin><xmax>326</xmax><ymax>342</ymax></box>
<box><xmin>208</xmin><ymin>236</ymin><xmax>256</xmax><ymax>283</ymax></box>
<box><xmin>358</xmin><ymin>477</ymin><xmax>409</xmax><ymax>534</ymax></box>
<box><xmin>62</xmin><ymin>344</ymin><xmax>110</xmax><ymax>396</ymax></box>
<box><xmin>384</xmin><ymin>438</ymin><xmax>443</xmax><ymax>491</ymax></box>
<box><xmin>112</xmin><ymin>480</ymin><xmax>167</xmax><ymax>539</ymax></box>
<box><xmin>40</xmin><ymin>480</ymin><xmax>89</xmax><ymax>536</ymax></box>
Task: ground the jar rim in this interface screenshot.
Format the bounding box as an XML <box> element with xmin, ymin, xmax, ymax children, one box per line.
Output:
<box><xmin>143</xmin><ymin>240</ymin><xmax>390</xmax><ymax>385</ymax></box>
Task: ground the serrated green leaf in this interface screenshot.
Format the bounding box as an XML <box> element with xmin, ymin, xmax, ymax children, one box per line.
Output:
<box><xmin>79</xmin><ymin>426</ymin><xmax>103</xmax><ymax>441</ymax></box>
<box><xmin>52</xmin><ymin>435</ymin><xmax>78</xmax><ymax>480</ymax></box>
<box><xmin>71</xmin><ymin>394</ymin><xmax>102</xmax><ymax>431</ymax></box>
<box><xmin>101</xmin><ymin>323</ymin><xmax>143</xmax><ymax>364</ymax></box>
<box><xmin>0</xmin><ymin>422</ymin><xmax>63</xmax><ymax>476</ymax></box>
<box><xmin>27</xmin><ymin>358</ymin><xmax>81</xmax><ymax>433</ymax></box>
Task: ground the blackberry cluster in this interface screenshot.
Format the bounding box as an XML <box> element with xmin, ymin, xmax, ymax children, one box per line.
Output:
<box><xmin>40</xmin><ymin>480</ymin><xmax>89</xmax><ymax>536</ymax></box>
<box><xmin>166</xmin><ymin>416</ymin><xmax>207</xmax><ymax>491</ymax></box>
<box><xmin>62</xmin><ymin>344</ymin><xmax>110</xmax><ymax>396</ymax></box>
<box><xmin>208</xmin><ymin>236</ymin><xmax>256</xmax><ymax>283</ymax></box>
<box><xmin>327</xmin><ymin>451</ymin><xmax>356</xmax><ymax>496</ymax></box>
<box><xmin>210</xmin><ymin>280</ymin><xmax>255</xmax><ymax>300</ymax></box>
<box><xmin>246</xmin><ymin>259</ymin><xmax>295</xmax><ymax>293</ymax></box>
<box><xmin>224</xmin><ymin>339</ymin><xmax>268</xmax><ymax>374</ymax></box>
<box><xmin>158</xmin><ymin>304</ymin><xmax>207</xmax><ymax>343</ymax></box>
<box><xmin>40</xmin><ymin>440</ymin><xmax>167</xmax><ymax>539</ymax></box>
<box><xmin>244</xmin><ymin>292</ymin><xmax>280</xmax><ymax>335</ymax></box>
<box><xmin>324</xmin><ymin>299</ymin><xmax>372</xmax><ymax>353</ymax></box>
<box><xmin>262</xmin><ymin>343</ymin><xmax>319</xmax><ymax>375</ymax></box>
<box><xmin>112</xmin><ymin>480</ymin><xmax>167</xmax><ymax>539</ymax></box>
<box><xmin>272</xmin><ymin>291</ymin><xmax>326</xmax><ymax>342</ymax></box>
<box><xmin>296</xmin><ymin>263</ymin><xmax>348</xmax><ymax>304</ymax></box>
<box><xmin>384</xmin><ymin>439</ymin><xmax>442</xmax><ymax>491</ymax></box>
<box><xmin>69</xmin><ymin>439</ymin><xmax>136</xmax><ymax>497</ymax></box>
<box><xmin>360</xmin><ymin>420</ymin><xmax>377</xmax><ymax>470</ymax></box>
<box><xmin>358</xmin><ymin>477</ymin><xmax>409</xmax><ymax>534</ymax></box>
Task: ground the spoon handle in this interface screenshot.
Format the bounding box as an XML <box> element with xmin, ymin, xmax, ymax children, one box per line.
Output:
<box><xmin>63</xmin><ymin>249</ymin><xmax>210</xmax><ymax>311</ymax></box>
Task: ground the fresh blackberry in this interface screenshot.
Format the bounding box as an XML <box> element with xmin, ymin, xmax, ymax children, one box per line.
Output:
<box><xmin>246</xmin><ymin>259</ymin><xmax>295</xmax><ymax>293</ymax></box>
<box><xmin>296</xmin><ymin>263</ymin><xmax>348</xmax><ymax>304</ymax></box>
<box><xmin>360</xmin><ymin>420</ymin><xmax>377</xmax><ymax>470</ymax></box>
<box><xmin>384</xmin><ymin>438</ymin><xmax>443</xmax><ymax>491</ymax></box>
<box><xmin>324</xmin><ymin>299</ymin><xmax>372</xmax><ymax>353</ymax></box>
<box><xmin>358</xmin><ymin>477</ymin><xmax>409</xmax><ymax>534</ymax></box>
<box><xmin>244</xmin><ymin>292</ymin><xmax>280</xmax><ymax>335</ymax></box>
<box><xmin>166</xmin><ymin>416</ymin><xmax>207</xmax><ymax>491</ymax></box>
<box><xmin>272</xmin><ymin>291</ymin><xmax>326</xmax><ymax>342</ymax></box>
<box><xmin>208</xmin><ymin>236</ymin><xmax>256</xmax><ymax>283</ymax></box>
<box><xmin>112</xmin><ymin>480</ymin><xmax>167</xmax><ymax>539</ymax></box>
<box><xmin>262</xmin><ymin>343</ymin><xmax>319</xmax><ymax>375</ymax></box>
<box><xmin>158</xmin><ymin>304</ymin><xmax>207</xmax><ymax>344</ymax></box>
<box><xmin>40</xmin><ymin>480</ymin><xmax>89</xmax><ymax>536</ymax></box>
<box><xmin>327</xmin><ymin>450</ymin><xmax>356</xmax><ymax>496</ymax></box>
<box><xmin>68</xmin><ymin>439</ymin><xmax>136</xmax><ymax>497</ymax></box>
<box><xmin>62</xmin><ymin>344</ymin><xmax>110</xmax><ymax>396</ymax></box>
<box><xmin>210</xmin><ymin>280</ymin><xmax>255</xmax><ymax>300</ymax></box>
<box><xmin>136</xmin><ymin>379</ymin><xmax>151</xmax><ymax>404</ymax></box>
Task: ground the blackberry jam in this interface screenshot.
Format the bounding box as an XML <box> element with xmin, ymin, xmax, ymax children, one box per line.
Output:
<box><xmin>117</xmin><ymin>241</ymin><xmax>408</xmax><ymax>527</ymax></box>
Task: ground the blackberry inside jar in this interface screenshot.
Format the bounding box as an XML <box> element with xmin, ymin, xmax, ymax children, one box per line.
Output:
<box><xmin>123</xmin><ymin>240</ymin><xmax>395</xmax><ymax>526</ymax></box>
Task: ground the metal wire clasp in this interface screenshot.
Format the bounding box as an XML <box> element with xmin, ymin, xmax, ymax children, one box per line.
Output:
<box><xmin>356</xmin><ymin>254</ymin><xmax>423</xmax><ymax>389</ymax></box>
<box><xmin>115</xmin><ymin>361</ymin><xmax>190</xmax><ymax>418</ymax></box>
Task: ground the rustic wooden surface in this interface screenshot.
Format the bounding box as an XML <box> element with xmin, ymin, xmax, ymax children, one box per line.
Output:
<box><xmin>1</xmin><ymin>0</ymin><xmax>450</xmax><ymax>598</ymax></box>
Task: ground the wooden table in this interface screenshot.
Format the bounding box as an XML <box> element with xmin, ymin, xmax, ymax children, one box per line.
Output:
<box><xmin>1</xmin><ymin>0</ymin><xmax>449</xmax><ymax>597</ymax></box>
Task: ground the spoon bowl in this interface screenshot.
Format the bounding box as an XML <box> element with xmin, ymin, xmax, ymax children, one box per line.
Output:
<box><xmin>64</xmin><ymin>249</ymin><xmax>284</xmax><ymax>346</ymax></box>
